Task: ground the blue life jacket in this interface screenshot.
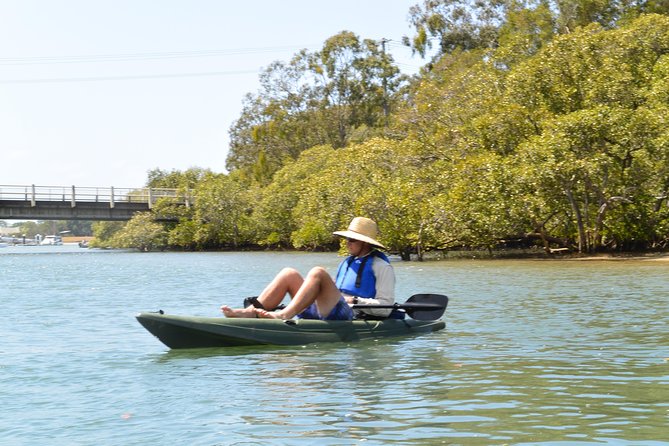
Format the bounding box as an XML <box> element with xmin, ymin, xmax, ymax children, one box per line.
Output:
<box><xmin>335</xmin><ymin>250</ymin><xmax>390</xmax><ymax>299</ymax></box>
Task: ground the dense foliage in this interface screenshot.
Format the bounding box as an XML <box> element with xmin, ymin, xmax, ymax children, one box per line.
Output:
<box><xmin>94</xmin><ymin>3</ymin><xmax>669</xmax><ymax>256</ymax></box>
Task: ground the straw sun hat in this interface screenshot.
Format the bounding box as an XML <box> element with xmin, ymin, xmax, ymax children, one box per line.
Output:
<box><xmin>333</xmin><ymin>217</ymin><xmax>386</xmax><ymax>249</ymax></box>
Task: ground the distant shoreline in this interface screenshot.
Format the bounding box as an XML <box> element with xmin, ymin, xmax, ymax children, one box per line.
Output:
<box><xmin>421</xmin><ymin>249</ymin><xmax>669</xmax><ymax>262</ymax></box>
<box><xmin>558</xmin><ymin>253</ymin><xmax>669</xmax><ymax>262</ymax></box>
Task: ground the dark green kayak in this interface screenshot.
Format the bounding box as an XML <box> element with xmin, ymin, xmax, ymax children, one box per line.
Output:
<box><xmin>136</xmin><ymin>312</ymin><xmax>446</xmax><ymax>349</ymax></box>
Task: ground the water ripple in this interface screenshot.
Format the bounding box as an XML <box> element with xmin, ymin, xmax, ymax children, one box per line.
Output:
<box><xmin>2</xmin><ymin>251</ymin><xmax>668</xmax><ymax>444</ymax></box>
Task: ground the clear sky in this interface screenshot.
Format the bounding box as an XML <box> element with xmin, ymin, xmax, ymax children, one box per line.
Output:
<box><xmin>0</xmin><ymin>0</ymin><xmax>426</xmax><ymax>188</ymax></box>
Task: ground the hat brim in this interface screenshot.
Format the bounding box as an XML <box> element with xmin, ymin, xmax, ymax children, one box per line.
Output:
<box><xmin>333</xmin><ymin>230</ymin><xmax>386</xmax><ymax>249</ymax></box>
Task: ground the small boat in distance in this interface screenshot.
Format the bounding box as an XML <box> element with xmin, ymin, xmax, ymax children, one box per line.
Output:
<box><xmin>40</xmin><ymin>235</ymin><xmax>63</xmax><ymax>246</ymax></box>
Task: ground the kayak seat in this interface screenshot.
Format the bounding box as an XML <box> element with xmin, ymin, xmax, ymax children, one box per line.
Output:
<box><xmin>243</xmin><ymin>296</ymin><xmax>264</xmax><ymax>309</ymax></box>
<box><xmin>243</xmin><ymin>296</ymin><xmax>286</xmax><ymax>311</ymax></box>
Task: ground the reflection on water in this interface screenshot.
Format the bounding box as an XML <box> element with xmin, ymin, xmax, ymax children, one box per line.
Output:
<box><xmin>1</xmin><ymin>248</ymin><xmax>668</xmax><ymax>445</ymax></box>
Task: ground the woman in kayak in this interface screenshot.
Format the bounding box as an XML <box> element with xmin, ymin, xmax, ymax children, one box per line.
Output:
<box><xmin>220</xmin><ymin>216</ymin><xmax>395</xmax><ymax>320</ymax></box>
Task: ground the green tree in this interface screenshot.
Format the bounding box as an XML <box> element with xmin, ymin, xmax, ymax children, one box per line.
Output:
<box><xmin>310</xmin><ymin>31</ymin><xmax>404</xmax><ymax>146</ymax></box>
<box><xmin>404</xmin><ymin>0</ymin><xmax>507</xmax><ymax>57</ymax></box>
<box><xmin>426</xmin><ymin>153</ymin><xmax>531</xmax><ymax>252</ymax></box>
<box><xmin>227</xmin><ymin>53</ymin><xmax>320</xmax><ymax>180</ymax></box>
<box><xmin>403</xmin><ymin>0</ymin><xmax>669</xmax><ymax>60</ymax></box>
<box><xmin>397</xmin><ymin>12</ymin><xmax>669</xmax><ymax>254</ymax></box>
<box><xmin>226</xmin><ymin>31</ymin><xmax>405</xmax><ymax>180</ymax></box>
<box><xmin>113</xmin><ymin>212</ymin><xmax>168</xmax><ymax>252</ymax></box>
<box><xmin>146</xmin><ymin>167</ymin><xmax>210</xmax><ymax>189</ymax></box>
<box><xmin>253</xmin><ymin>144</ymin><xmax>338</xmax><ymax>248</ymax></box>
<box><xmin>189</xmin><ymin>172</ymin><xmax>254</xmax><ymax>248</ymax></box>
<box><xmin>516</xmin><ymin>106</ymin><xmax>667</xmax><ymax>252</ymax></box>
<box><xmin>495</xmin><ymin>1</ymin><xmax>556</xmax><ymax>65</ymax></box>
<box><xmin>504</xmin><ymin>15</ymin><xmax>669</xmax><ymax>251</ymax></box>
<box><xmin>145</xmin><ymin>167</ymin><xmax>203</xmax><ymax>230</ymax></box>
<box><xmin>90</xmin><ymin>221</ymin><xmax>126</xmax><ymax>248</ymax></box>
<box><xmin>284</xmin><ymin>138</ymin><xmax>439</xmax><ymax>258</ymax></box>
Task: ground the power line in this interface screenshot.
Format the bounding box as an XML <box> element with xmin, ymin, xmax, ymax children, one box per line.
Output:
<box><xmin>0</xmin><ymin>39</ymin><xmax>424</xmax><ymax>84</ymax></box>
<box><xmin>0</xmin><ymin>39</ymin><xmax>422</xmax><ymax>66</ymax></box>
<box><xmin>0</xmin><ymin>45</ymin><xmax>320</xmax><ymax>66</ymax></box>
<box><xmin>0</xmin><ymin>69</ymin><xmax>262</xmax><ymax>84</ymax></box>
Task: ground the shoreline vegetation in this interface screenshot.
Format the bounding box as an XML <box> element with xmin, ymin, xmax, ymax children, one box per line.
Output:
<box><xmin>9</xmin><ymin>234</ymin><xmax>663</xmax><ymax>260</ymax></box>
<box><xmin>80</xmin><ymin>240</ymin><xmax>669</xmax><ymax>262</ymax></box>
<box><xmin>9</xmin><ymin>5</ymin><xmax>669</xmax><ymax>257</ymax></box>
<box><xmin>439</xmin><ymin>251</ymin><xmax>669</xmax><ymax>262</ymax></box>
<box><xmin>395</xmin><ymin>248</ymin><xmax>669</xmax><ymax>262</ymax></box>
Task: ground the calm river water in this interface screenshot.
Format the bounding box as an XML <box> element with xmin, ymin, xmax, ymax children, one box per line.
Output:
<box><xmin>1</xmin><ymin>246</ymin><xmax>667</xmax><ymax>445</ymax></box>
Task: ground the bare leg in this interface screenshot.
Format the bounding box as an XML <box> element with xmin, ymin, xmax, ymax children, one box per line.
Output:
<box><xmin>256</xmin><ymin>267</ymin><xmax>342</xmax><ymax>320</ymax></box>
<box><xmin>256</xmin><ymin>267</ymin><xmax>304</xmax><ymax>308</ymax></box>
<box><xmin>221</xmin><ymin>268</ymin><xmax>304</xmax><ymax>318</ymax></box>
<box><xmin>220</xmin><ymin>305</ymin><xmax>256</xmax><ymax>318</ymax></box>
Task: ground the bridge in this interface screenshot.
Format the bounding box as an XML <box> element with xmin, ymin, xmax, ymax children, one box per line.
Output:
<box><xmin>0</xmin><ymin>185</ymin><xmax>188</xmax><ymax>221</ymax></box>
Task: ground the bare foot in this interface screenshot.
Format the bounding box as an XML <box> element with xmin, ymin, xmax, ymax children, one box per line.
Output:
<box><xmin>255</xmin><ymin>308</ymin><xmax>291</xmax><ymax>320</ymax></box>
<box><xmin>220</xmin><ymin>305</ymin><xmax>257</xmax><ymax>318</ymax></box>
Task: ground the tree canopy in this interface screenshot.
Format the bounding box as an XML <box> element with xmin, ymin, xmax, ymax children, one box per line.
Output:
<box><xmin>226</xmin><ymin>31</ymin><xmax>406</xmax><ymax>183</ymax></box>
<box><xmin>95</xmin><ymin>6</ymin><xmax>669</xmax><ymax>257</ymax></box>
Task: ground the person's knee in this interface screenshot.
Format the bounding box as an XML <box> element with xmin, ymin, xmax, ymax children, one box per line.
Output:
<box><xmin>278</xmin><ymin>267</ymin><xmax>301</xmax><ymax>281</ymax></box>
<box><xmin>279</xmin><ymin>267</ymin><xmax>299</xmax><ymax>276</ymax></box>
<box><xmin>307</xmin><ymin>266</ymin><xmax>328</xmax><ymax>279</ymax></box>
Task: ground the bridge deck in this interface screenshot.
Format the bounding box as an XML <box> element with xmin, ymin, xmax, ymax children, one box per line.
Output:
<box><xmin>0</xmin><ymin>185</ymin><xmax>186</xmax><ymax>221</ymax></box>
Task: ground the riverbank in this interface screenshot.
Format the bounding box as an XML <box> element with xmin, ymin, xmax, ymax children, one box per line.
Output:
<box><xmin>423</xmin><ymin>248</ymin><xmax>669</xmax><ymax>262</ymax></box>
<box><xmin>568</xmin><ymin>252</ymin><xmax>669</xmax><ymax>262</ymax></box>
<box><xmin>17</xmin><ymin>238</ymin><xmax>668</xmax><ymax>262</ymax></box>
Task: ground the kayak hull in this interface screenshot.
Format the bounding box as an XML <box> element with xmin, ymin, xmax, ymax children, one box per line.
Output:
<box><xmin>136</xmin><ymin>312</ymin><xmax>446</xmax><ymax>349</ymax></box>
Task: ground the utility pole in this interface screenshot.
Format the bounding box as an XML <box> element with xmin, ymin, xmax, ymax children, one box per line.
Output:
<box><xmin>380</xmin><ymin>38</ymin><xmax>390</xmax><ymax>126</ymax></box>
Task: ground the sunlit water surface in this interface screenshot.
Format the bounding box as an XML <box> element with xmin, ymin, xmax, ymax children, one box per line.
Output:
<box><xmin>1</xmin><ymin>246</ymin><xmax>667</xmax><ymax>445</ymax></box>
